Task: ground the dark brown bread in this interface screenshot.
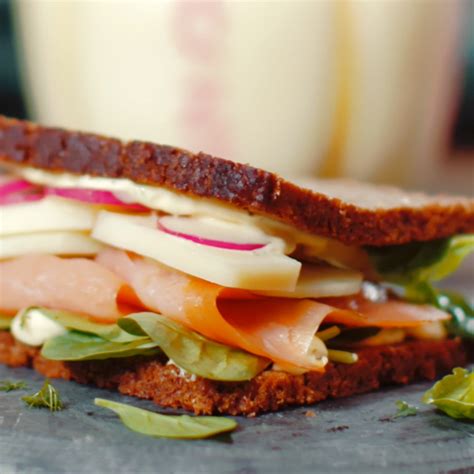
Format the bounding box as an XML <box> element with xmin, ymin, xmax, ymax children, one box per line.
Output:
<box><xmin>0</xmin><ymin>115</ymin><xmax>473</xmax><ymax>246</ymax></box>
<box><xmin>0</xmin><ymin>331</ymin><xmax>467</xmax><ymax>416</ymax></box>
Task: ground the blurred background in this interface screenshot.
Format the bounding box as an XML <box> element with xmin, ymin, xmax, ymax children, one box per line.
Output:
<box><xmin>0</xmin><ymin>0</ymin><xmax>473</xmax><ymax>193</ymax></box>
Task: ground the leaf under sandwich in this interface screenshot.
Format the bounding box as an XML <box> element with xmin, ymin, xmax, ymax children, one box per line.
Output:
<box><xmin>41</xmin><ymin>330</ymin><xmax>161</xmax><ymax>361</ymax></box>
<box><xmin>118</xmin><ymin>312</ymin><xmax>270</xmax><ymax>381</ymax></box>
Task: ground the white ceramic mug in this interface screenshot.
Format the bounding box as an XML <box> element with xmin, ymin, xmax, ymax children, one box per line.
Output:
<box><xmin>13</xmin><ymin>0</ymin><xmax>463</xmax><ymax>185</ymax></box>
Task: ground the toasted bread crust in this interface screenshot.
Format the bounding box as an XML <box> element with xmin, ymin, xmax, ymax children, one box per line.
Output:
<box><xmin>0</xmin><ymin>331</ymin><xmax>467</xmax><ymax>416</ymax></box>
<box><xmin>0</xmin><ymin>115</ymin><xmax>473</xmax><ymax>246</ymax></box>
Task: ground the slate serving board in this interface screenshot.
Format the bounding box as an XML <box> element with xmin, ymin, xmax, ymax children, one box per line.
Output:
<box><xmin>1</xmin><ymin>268</ymin><xmax>473</xmax><ymax>474</ymax></box>
<box><xmin>1</xmin><ymin>366</ymin><xmax>473</xmax><ymax>474</ymax></box>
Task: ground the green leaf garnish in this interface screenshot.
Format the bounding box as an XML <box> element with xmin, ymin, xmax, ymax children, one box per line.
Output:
<box><xmin>0</xmin><ymin>380</ymin><xmax>28</xmax><ymax>392</ymax></box>
<box><xmin>118</xmin><ymin>312</ymin><xmax>270</xmax><ymax>381</ymax></box>
<box><xmin>95</xmin><ymin>398</ymin><xmax>237</xmax><ymax>439</ymax></box>
<box><xmin>0</xmin><ymin>314</ymin><xmax>12</xmax><ymax>330</ymax></box>
<box><xmin>406</xmin><ymin>283</ymin><xmax>474</xmax><ymax>340</ymax></box>
<box><xmin>22</xmin><ymin>379</ymin><xmax>63</xmax><ymax>411</ymax></box>
<box><xmin>422</xmin><ymin>367</ymin><xmax>474</xmax><ymax>420</ymax></box>
<box><xmin>41</xmin><ymin>330</ymin><xmax>161</xmax><ymax>361</ymax></box>
<box><xmin>394</xmin><ymin>400</ymin><xmax>418</xmax><ymax>418</ymax></box>
<box><xmin>367</xmin><ymin>234</ymin><xmax>474</xmax><ymax>285</ymax></box>
<box><xmin>367</xmin><ymin>234</ymin><xmax>474</xmax><ymax>340</ymax></box>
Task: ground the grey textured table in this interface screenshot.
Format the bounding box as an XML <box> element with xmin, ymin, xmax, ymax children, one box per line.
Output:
<box><xmin>1</xmin><ymin>266</ymin><xmax>473</xmax><ymax>474</ymax></box>
<box><xmin>1</xmin><ymin>366</ymin><xmax>473</xmax><ymax>474</ymax></box>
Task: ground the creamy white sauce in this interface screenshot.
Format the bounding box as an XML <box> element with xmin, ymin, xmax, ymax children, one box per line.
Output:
<box><xmin>361</xmin><ymin>281</ymin><xmax>388</xmax><ymax>302</ymax></box>
<box><xmin>18</xmin><ymin>167</ymin><xmax>268</xmax><ymax>225</ymax></box>
<box><xmin>14</xmin><ymin>167</ymin><xmax>346</xmax><ymax>251</ymax></box>
<box><xmin>11</xmin><ymin>309</ymin><xmax>66</xmax><ymax>346</ymax></box>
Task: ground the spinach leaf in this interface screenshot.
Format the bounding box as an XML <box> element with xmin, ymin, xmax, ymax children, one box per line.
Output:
<box><xmin>41</xmin><ymin>330</ymin><xmax>161</xmax><ymax>361</ymax></box>
<box><xmin>422</xmin><ymin>368</ymin><xmax>474</xmax><ymax>420</ymax></box>
<box><xmin>19</xmin><ymin>307</ymin><xmax>142</xmax><ymax>343</ymax></box>
<box><xmin>118</xmin><ymin>312</ymin><xmax>270</xmax><ymax>381</ymax></box>
<box><xmin>95</xmin><ymin>398</ymin><xmax>237</xmax><ymax>439</ymax></box>
<box><xmin>367</xmin><ymin>235</ymin><xmax>474</xmax><ymax>340</ymax></box>
<box><xmin>367</xmin><ymin>234</ymin><xmax>474</xmax><ymax>284</ymax></box>
<box><xmin>0</xmin><ymin>314</ymin><xmax>12</xmax><ymax>330</ymax></box>
<box><xmin>408</xmin><ymin>283</ymin><xmax>474</xmax><ymax>340</ymax></box>
<box><xmin>394</xmin><ymin>400</ymin><xmax>418</xmax><ymax>418</ymax></box>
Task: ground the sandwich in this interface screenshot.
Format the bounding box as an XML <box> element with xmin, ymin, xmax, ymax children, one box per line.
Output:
<box><xmin>0</xmin><ymin>115</ymin><xmax>472</xmax><ymax>416</ymax></box>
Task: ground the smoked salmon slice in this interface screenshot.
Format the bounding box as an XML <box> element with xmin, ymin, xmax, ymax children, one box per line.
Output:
<box><xmin>98</xmin><ymin>249</ymin><xmax>451</xmax><ymax>365</ymax></box>
<box><xmin>322</xmin><ymin>295</ymin><xmax>450</xmax><ymax>328</ymax></box>
<box><xmin>97</xmin><ymin>248</ymin><xmax>333</xmax><ymax>370</ymax></box>
<box><xmin>0</xmin><ymin>254</ymin><xmax>137</xmax><ymax>323</ymax></box>
<box><xmin>0</xmin><ymin>251</ymin><xmax>451</xmax><ymax>370</ymax></box>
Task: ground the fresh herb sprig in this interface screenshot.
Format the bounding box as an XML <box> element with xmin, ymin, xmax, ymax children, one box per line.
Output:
<box><xmin>22</xmin><ymin>379</ymin><xmax>63</xmax><ymax>411</ymax></box>
<box><xmin>0</xmin><ymin>380</ymin><xmax>28</xmax><ymax>392</ymax></box>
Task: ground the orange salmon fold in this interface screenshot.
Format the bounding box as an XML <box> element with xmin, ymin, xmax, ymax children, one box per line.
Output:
<box><xmin>97</xmin><ymin>248</ymin><xmax>333</xmax><ymax>370</ymax></box>
<box><xmin>322</xmin><ymin>295</ymin><xmax>450</xmax><ymax>328</ymax></box>
<box><xmin>0</xmin><ymin>254</ymin><xmax>136</xmax><ymax>323</ymax></box>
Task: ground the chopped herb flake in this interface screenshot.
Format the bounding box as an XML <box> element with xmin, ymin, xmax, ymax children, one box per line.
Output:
<box><xmin>0</xmin><ymin>380</ymin><xmax>28</xmax><ymax>392</ymax></box>
<box><xmin>394</xmin><ymin>400</ymin><xmax>418</xmax><ymax>418</ymax></box>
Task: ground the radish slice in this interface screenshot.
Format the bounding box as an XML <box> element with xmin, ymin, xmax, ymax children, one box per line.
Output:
<box><xmin>0</xmin><ymin>178</ymin><xmax>44</xmax><ymax>206</ymax></box>
<box><xmin>157</xmin><ymin>215</ymin><xmax>268</xmax><ymax>251</ymax></box>
<box><xmin>46</xmin><ymin>187</ymin><xmax>148</xmax><ymax>211</ymax></box>
<box><xmin>0</xmin><ymin>179</ymin><xmax>34</xmax><ymax>196</ymax></box>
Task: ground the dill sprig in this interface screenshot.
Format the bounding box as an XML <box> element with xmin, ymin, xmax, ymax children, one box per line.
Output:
<box><xmin>22</xmin><ymin>379</ymin><xmax>63</xmax><ymax>411</ymax></box>
<box><xmin>0</xmin><ymin>380</ymin><xmax>28</xmax><ymax>392</ymax></box>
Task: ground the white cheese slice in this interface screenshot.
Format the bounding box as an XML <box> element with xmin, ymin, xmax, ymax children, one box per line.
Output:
<box><xmin>0</xmin><ymin>196</ymin><xmax>98</xmax><ymax>236</ymax></box>
<box><xmin>92</xmin><ymin>211</ymin><xmax>301</xmax><ymax>291</ymax></box>
<box><xmin>255</xmin><ymin>265</ymin><xmax>363</xmax><ymax>298</ymax></box>
<box><xmin>0</xmin><ymin>231</ymin><xmax>103</xmax><ymax>259</ymax></box>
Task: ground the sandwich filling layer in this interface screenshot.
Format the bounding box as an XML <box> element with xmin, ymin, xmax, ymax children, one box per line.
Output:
<box><xmin>0</xmin><ymin>170</ymin><xmax>472</xmax><ymax>380</ymax></box>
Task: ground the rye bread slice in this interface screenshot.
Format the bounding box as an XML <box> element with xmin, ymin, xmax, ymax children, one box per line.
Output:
<box><xmin>0</xmin><ymin>331</ymin><xmax>467</xmax><ymax>416</ymax></box>
<box><xmin>0</xmin><ymin>115</ymin><xmax>473</xmax><ymax>246</ymax></box>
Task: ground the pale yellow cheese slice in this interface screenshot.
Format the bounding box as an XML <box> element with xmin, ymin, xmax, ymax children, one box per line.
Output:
<box><xmin>0</xmin><ymin>231</ymin><xmax>103</xmax><ymax>259</ymax></box>
<box><xmin>0</xmin><ymin>197</ymin><xmax>98</xmax><ymax>236</ymax></box>
<box><xmin>255</xmin><ymin>264</ymin><xmax>362</xmax><ymax>298</ymax></box>
<box><xmin>92</xmin><ymin>211</ymin><xmax>301</xmax><ymax>291</ymax></box>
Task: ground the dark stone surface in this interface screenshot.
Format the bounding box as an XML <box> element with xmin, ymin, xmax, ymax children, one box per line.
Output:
<box><xmin>1</xmin><ymin>264</ymin><xmax>473</xmax><ymax>473</ymax></box>
<box><xmin>1</xmin><ymin>364</ymin><xmax>473</xmax><ymax>474</ymax></box>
